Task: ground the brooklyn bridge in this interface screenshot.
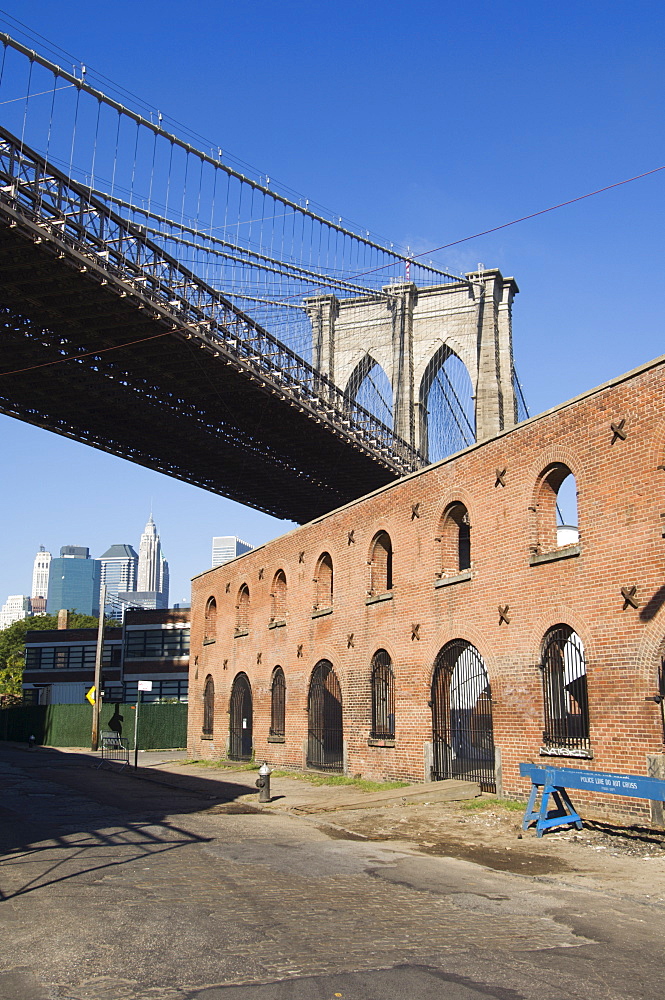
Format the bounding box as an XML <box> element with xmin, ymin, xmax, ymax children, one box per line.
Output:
<box><xmin>0</xmin><ymin>32</ymin><xmax>527</xmax><ymax>523</ymax></box>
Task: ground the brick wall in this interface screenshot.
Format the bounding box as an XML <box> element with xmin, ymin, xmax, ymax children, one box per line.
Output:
<box><xmin>188</xmin><ymin>355</ymin><xmax>665</xmax><ymax>822</ymax></box>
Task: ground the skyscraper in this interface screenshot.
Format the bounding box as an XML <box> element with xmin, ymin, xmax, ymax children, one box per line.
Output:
<box><xmin>135</xmin><ymin>514</ymin><xmax>169</xmax><ymax>607</ymax></box>
<box><xmin>99</xmin><ymin>544</ymin><xmax>139</xmax><ymax>615</ymax></box>
<box><xmin>31</xmin><ymin>546</ymin><xmax>51</xmax><ymax>599</ymax></box>
<box><xmin>46</xmin><ymin>546</ymin><xmax>101</xmax><ymax>617</ymax></box>
<box><xmin>211</xmin><ymin>536</ymin><xmax>253</xmax><ymax>568</ymax></box>
<box><xmin>138</xmin><ymin>515</ymin><xmax>160</xmax><ymax>592</ymax></box>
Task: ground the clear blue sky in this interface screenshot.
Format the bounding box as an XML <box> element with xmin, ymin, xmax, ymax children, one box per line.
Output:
<box><xmin>1</xmin><ymin>0</ymin><xmax>664</xmax><ymax>605</ymax></box>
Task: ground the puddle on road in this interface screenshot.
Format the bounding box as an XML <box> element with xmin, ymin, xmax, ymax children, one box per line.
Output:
<box><xmin>416</xmin><ymin>838</ymin><xmax>572</xmax><ymax>875</ymax></box>
<box><xmin>203</xmin><ymin>803</ymin><xmax>267</xmax><ymax>815</ymax></box>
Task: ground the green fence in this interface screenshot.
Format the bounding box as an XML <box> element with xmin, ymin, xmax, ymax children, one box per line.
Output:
<box><xmin>0</xmin><ymin>702</ymin><xmax>187</xmax><ymax>749</ymax></box>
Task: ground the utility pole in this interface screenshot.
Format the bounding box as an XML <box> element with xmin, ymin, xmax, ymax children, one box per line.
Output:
<box><xmin>91</xmin><ymin>584</ymin><xmax>106</xmax><ymax>752</ymax></box>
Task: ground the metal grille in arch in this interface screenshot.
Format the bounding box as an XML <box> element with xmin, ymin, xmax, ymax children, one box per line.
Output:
<box><xmin>307</xmin><ymin>660</ymin><xmax>343</xmax><ymax>772</ymax></box>
<box><xmin>431</xmin><ymin>640</ymin><xmax>496</xmax><ymax>792</ymax></box>
<box><xmin>229</xmin><ymin>673</ymin><xmax>253</xmax><ymax>760</ymax></box>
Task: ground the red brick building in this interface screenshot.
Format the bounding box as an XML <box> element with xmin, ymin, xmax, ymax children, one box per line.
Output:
<box><xmin>189</xmin><ymin>355</ymin><xmax>665</xmax><ymax>821</ymax></box>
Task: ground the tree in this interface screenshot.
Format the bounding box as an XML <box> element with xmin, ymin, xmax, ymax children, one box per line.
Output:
<box><xmin>0</xmin><ymin>614</ymin><xmax>102</xmax><ymax>702</ymax></box>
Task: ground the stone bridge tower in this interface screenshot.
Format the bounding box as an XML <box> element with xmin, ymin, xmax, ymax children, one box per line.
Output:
<box><xmin>305</xmin><ymin>268</ymin><xmax>519</xmax><ymax>459</ymax></box>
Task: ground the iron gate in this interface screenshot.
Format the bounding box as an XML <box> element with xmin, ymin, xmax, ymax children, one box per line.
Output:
<box><xmin>541</xmin><ymin>625</ymin><xmax>589</xmax><ymax>752</ymax></box>
<box><xmin>307</xmin><ymin>660</ymin><xmax>343</xmax><ymax>771</ymax></box>
<box><xmin>431</xmin><ymin>640</ymin><xmax>496</xmax><ymax>792</ymax></box>
<box><xmin>229</xmin><ymin>672</ymin><xmax>253</xmax><ymax>760</ymax></box>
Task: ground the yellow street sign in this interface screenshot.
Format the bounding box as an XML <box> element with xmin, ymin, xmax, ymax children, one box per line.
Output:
<box><xmin>86</xmin><ymin>685</ymin><xmax>96</xmax><ymax>706</ymax></box>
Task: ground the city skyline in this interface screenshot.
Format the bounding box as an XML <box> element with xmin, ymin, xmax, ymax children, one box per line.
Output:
<box><xmin>1</xmin><ymin>512</ymin><xmax>187</xmax><ymax>622</ymax></box>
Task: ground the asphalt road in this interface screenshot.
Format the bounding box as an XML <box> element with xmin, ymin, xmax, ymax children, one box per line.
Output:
<box><xmin>1</xmin><ymin>745</ymin><xmax>664</xmax><ymax>1000</ymax></box>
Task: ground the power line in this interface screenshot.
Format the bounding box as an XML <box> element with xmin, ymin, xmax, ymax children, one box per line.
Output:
<box><xmin>0</xmin><ymin>330</ymin><xmax>171</xmax><ymax>377</ymax></box>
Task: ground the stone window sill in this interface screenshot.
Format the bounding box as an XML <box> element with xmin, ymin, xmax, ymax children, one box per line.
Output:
<box><xmin>312</xmin><ymin>606</ymin><xmax>333</xmax><ymax>619</ymax></box>
<box><xmin>267</xmin><ymin>734</ymin><xmax>285</xmax><ymax>743</ymax></box>
<box><xmin>234</xmin><ymin>629</ymin><xmax>249</xmax><ymax>638</ymax></box>
<box><xmin>539</xmin><ymin>745</ymin><xmax>593</xmax><ymax>760</ymax></box>
<box><xmin>530</xmin><ymin>544</ymin><xmax>581</xmax><ymax>566</ymax></box>
<box><xmin>201</xmin><ymin>733</ymin><xmax>213</xmax><ymax>740</ymax></box>
<box><xmin>435</xmin><ymin>570</ymin><xmax>472</xmax><ymax>589</ymax></box>
<box><xmin>268</xmin><ymin>619</ymin><xmax>286</xmax><ymax>629</ymax></box>
<box><xmin>365</xmin><ymin>591</ymin><xmax>393</xmax><ymax>606</ymax></box>
<box><xmin>202</xmin><ymin>637</ymin><xmax>216</xmax><ymax>645</ymax></box>
<box><xmin>368</xmin><ymin>737</ymin><xmax>395</xmax><ymax>747</ymax></box>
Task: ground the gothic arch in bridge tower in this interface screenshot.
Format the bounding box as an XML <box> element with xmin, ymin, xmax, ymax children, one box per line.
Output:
<box><xmin>345</xmin><ymin>353</ymin><xmax>394</xmax><ymax>429</ymax></box>
<box><xmin>418</xmin><ymin>343</ymin><xmax>475</xmax><ymax>463</ymax></box>
<box><xmin>305</xmin><ymin>269</ymin><xmax>519</xmax><ymax>460</ymax></box>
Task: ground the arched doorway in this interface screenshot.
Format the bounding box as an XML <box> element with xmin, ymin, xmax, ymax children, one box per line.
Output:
<box><xmin>431</xmin><ymin>640</ymin><xmax>495</xmax><ymax>791</ymax></box>
<box><xmin>307</xmin><ymin>660</ymin><xmax>343</xmax><ymax>772</ymax></box>
<box><xmin>202</xmin><ymin>675</ymin><xmax>214</xmax><ymax>738</ymax></box>
<box><xmin>229</xmin><ymin>672</ymin><xmax>253</xmax><ymax>760</ymax></box>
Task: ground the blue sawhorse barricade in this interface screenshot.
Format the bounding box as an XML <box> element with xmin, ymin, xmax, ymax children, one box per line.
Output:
<box><xmin>520</xmin><ymin>762</ymin><xmax>665</xmax><ymax>837</ymax></box>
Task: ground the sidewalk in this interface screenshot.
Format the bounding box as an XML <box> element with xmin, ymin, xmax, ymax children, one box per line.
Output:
<box><xmin>35</xmin><ymin>744</ymin><xmax>480</xmax><ymax>814</ymax></box>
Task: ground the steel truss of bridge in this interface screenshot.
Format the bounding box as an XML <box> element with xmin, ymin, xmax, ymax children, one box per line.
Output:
<box><xmin>0</xmin><ymin>127</ymin><xmax>423</xmax><ymax>524</ymax></box>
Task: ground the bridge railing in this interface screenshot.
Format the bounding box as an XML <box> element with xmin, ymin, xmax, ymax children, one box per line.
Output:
<box><xmin>0</xmin><ymin>127</ymin><xmax>423</xmax><ymax>477</ymax></box>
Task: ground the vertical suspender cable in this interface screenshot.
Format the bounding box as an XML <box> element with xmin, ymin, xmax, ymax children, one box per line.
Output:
<box><xmin>163</xmin><ymin>138</ymin><xmax>174</xmax><ymax>224</ymax></box>
<box><xmin>146</xmin><ymin>114</ymin><xmax>159</xmax><ymax>219</ymax></box>
<box><xmin>204</xmin><ymin>158</ymin><xmax>218</xmax><ymax>290</ymax></box>
<box><xmin>128</xmin><ymin>117</ymin><xmax>140</xmax><ymax>208</ymax></box>
<box><xmin>39</xmin><ymin>70</ymin><xmax>58</xmax><ymax>216</ymax></box>
<box><xmin>0</xmin><ymin>41</ymin><xmax>8</xmax><ymax>96</ymax></box>
<box><xmin>109</xmin><ymin>109</ymin><xmax>121</xmax><ymax>206</ymax></box>
<box><xmin>19</xmin><ymin>55</ymin><xmax>34</xmax><ymax>156</ymax></box>
<box><xmin>179</xmin><ymin>149</ymin><xmax>189</xmax><ymax>239</ymax></box>
<box><xmin>67</xmin><ymin>76</ymin><xmax>81</xmax><ymax>187</ymax></box>
<box><xmin>89</xmin><ymin>97</ymin><xmax>101</xmax><ymax>197</ymax></box>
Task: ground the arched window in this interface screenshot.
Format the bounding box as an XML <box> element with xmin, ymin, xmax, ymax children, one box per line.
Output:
<box><xmin>202</xmin><ymin>675</ymin><xmax>214</xmax><ymax>737</ymax></box>
<box><xmin>534</xmin><ymin>464</ymin><xmax>579</xmax><ymax>553</ymax></box>
<box><xmin>270</xmin><ymin>666</ymin><xmax>286</xmax><ymax>738</ymax></box>
<box><xmin>368</xmin><ymin>532</ymin><xmax>393</xmax><ymax>595</ymax></box>
<box><xmin>314</xmin><ymin>553</ymin><xmax>333</xmax><ymax>610</ymax></box>
<box><xmin>370</xmin><ymin>650</ymin><xmax>395</xmax><ymax>739</ymax></box>
<box><xmin>438</xmin><ymin>502</ymin><xmax>471</xmax><ymax>577</ymax></box>
<box><xmin>204</xmin><ymin>597</ymin><xmax>217</xmax><ymax>643</ymax></box>
<box><xmin>271</xmin><ymin>570</ymin><xmax>287</xmax><ymax>622</ymax></box>
<box><xmin>236</xmin><ymin>584</ymin><xmax>250</xmax><ymax>634</ymax></box>
<box><xmin>541</xmin><ymin>625</ymin><xmax>589</xmax><ymax>753</ymax></box>
<box><xmin>431</xmin><ymin>640</ymin><xmax>495</xmax><ymax>791</ymax></box>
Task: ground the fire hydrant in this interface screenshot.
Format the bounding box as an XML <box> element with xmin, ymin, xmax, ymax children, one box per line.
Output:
<box><xmin>255</xmin><ymin>761</ymin><xmax>272</xmax><ymax>803</ymax></box>
<box><xmin>28</xmin><ymin>734</ymin><xmax>36</xmax><ymax>749</ymax></box>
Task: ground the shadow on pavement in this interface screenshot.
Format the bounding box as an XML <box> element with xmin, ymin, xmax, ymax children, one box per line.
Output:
<box><xmin>0</xmin><ymin>743</ymin><xmax>261</xmax><ymax>902</ymax></box>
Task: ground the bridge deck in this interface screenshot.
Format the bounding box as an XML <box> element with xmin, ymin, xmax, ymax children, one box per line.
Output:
<box><xmin>0</xmin><ymin>147</ymin><xmax>416</xmax><ymax>524</ymax></box>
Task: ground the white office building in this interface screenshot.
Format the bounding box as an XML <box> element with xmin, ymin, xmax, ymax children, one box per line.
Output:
<box><xmin>0</xmin><ymin>595</ymin><xmax>31</xmax><ymax>630</ymax></box>
<box><xmin>212</xmin><ymin>536</ymin><xmax>254</xmax><ymax>568</ymax></box>
<box><xmin>31</xmin><ymin>546</ymin><xmax>51</xmax><ymax>598</ymax></box>
<box><xmin>137</xmin><ymin>514</ymin><xmax>169</xmax><ymax>605</ymax></box>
